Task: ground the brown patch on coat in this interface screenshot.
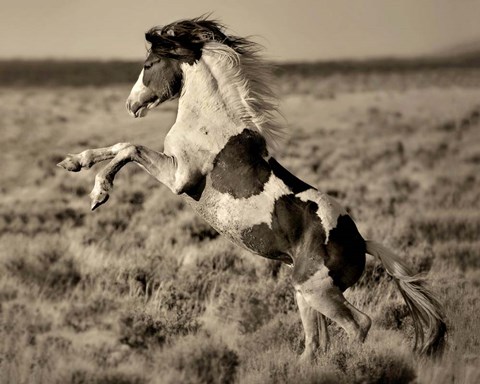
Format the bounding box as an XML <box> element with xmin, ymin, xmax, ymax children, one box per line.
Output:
<box><xmin>211</xmin><ymin>129</ymin><xmax>271</xmax><ymax>198</ymax></box>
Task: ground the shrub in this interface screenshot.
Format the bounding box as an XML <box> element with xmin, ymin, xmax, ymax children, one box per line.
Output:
<box><xmin>376</xmin><ymin>302</ymin><xmax>411</xmax><ymax>331</ymax></box>
<box><xmin>182</xmin><ymin>216</ymin><xmax>219</xmax><ymax>242</ymax></box>
<box><xmin>4</xmin><ymin>238</ymin><xmax>81</xmax><ymax>298</ymax></box>
<box><xmin>350</xmin><ymin>350</ymin><xmax>416</xmax><ymax>384</ymax></box>
<box><xmin>64</xmin><ymin>295</ymin><xmax>117</xmax><ymax>332</ymax></box>
<box><xmin>67</xmin><ymin>369</ymin><xmax>145</xmax><ymax>384</ymax></box>
<box><xmin>119</xmin><ymin>310</ymin><xmax>200</xmax><ymax>349</ymax></box>
<box><xmin>238</xmin><ymin>346</ymin><xmax>339</xmax><ymax>384</ymax></box>
<box><xmin>242</xmin><ymin>312</ymin><xmax>304</xmax><ymax>354</ymax></box>
<box><xmin>435</xmin><ymin>241</ymin><xmax>480</xmax><ymax>271</ymax></box>
<box><xmin>308</xmin><ymin>343</ymin><xmax>417</xmax><ymax>384</ymax></box>
<box><xmin>212</xmin><ymin>278</ymin><xmax>297</xmax><ymax>335</ymax></box>
<box><xmin>156</xmin><ymin>334</ymin><xmax>239</xmax><ymax>384</ymax></box>
<box><xmin>0</xmin><ymin>204</ymin><xmax>85</xmax><ymax>236</ymax></box>
<box><xmin>402</xmin><ymin>212</ymin><xmax>480</xmax><ymax>243</ymax></box>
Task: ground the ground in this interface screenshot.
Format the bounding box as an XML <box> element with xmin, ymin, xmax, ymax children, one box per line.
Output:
<box><xmin>0</xmin><ymin>68</ymin><xmax>479</xmax><ymax>383</ymax></box>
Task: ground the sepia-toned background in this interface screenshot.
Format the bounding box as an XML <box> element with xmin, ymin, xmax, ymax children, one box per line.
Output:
<box><xmin>1</xmin><ymin>1</ymin><xmax>479</xmax><ymax>383</ymax></box>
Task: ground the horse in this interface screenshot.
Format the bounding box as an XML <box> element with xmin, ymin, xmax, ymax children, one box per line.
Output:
<box><xmin>58</xmin><ymin>16</ymin><xmax>446</xmax><ymax>360</ymax></box>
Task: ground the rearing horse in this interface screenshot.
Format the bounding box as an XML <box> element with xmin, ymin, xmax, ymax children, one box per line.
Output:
<box><xmin>58</xmin><ymin>17</ymin><xmax>446</xmax><ymax>359</ymax></box>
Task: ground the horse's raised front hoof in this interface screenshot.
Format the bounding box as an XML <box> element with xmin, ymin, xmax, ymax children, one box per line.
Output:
<box><xmin>90</xmin><ymin>190</ymin><xmax>110</xmax><ymax>211</ymax></box>
<box><xmin>57</xmin><ymin>155</ymin><xmax>82</xmax><ymax>172</ymax></box>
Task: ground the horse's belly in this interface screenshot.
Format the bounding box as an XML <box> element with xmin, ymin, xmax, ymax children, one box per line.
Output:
<box><xmin>190</xmin><ymin>187</ymin><xmax>276</xmax><ymax>243</ymax></box>
<box><xmin>186</xmin><ymin>174</ymin><xmax>292</xmax><ymax>252</ymax></box>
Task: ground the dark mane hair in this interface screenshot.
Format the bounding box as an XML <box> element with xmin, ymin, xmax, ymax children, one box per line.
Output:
<box><xmin>145</xmin><ymin>16</ymin><xmax>260</xmax><ymax>60</ymax></box>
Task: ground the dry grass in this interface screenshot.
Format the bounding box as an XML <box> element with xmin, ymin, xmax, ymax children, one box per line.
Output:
<box><xmin>1</xmin><ymin>69</ymin><xmax>479</xmax><ymax>383</ymax></box>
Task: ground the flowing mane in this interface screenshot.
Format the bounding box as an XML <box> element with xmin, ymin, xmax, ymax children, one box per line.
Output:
<box><xmin>145</xmin><ymin>17</ymin><xmax>284</xmax><ymax>147</ymax></box>
<box><xmin>202</xmin><ymin>42</ymin><xmax>283</xmax><ymax>148</ymax></box>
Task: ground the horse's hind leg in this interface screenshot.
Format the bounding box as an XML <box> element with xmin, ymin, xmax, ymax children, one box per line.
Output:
<box><xmin>296</xmin><ymin>292</ymin><xmax>330</xmax><ymax>361</ymax></box>
<box><xmin>296</xmin><ymin>269</ymin><xmax>371</xmax><ymax>343</ymax></box>
<box><xmin>344</xmin><ymin>301</ymin><xmax>371</xmax><ymax>342</ymax></box>
<box><xmin>317</xmin><ymin>311</ymin><xmax>329</xmax><ymax>352</ymax></box>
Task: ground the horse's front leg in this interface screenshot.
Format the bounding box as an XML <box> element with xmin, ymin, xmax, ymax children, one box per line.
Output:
<box><xmin>90</xmin><ymin>145</ymin><xmax>178</xmax><ymax>210</ymax></box>
<box><xmin>60</xmin><ymin>144</ymin><xmax>177</xmax><ymax>210</ymax></box>
<box><xmin>57</xmin><ymin>143</ymin><xmax>133</xmax><ymax>171</ymax></box>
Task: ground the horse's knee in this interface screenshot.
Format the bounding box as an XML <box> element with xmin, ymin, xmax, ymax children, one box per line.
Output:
<box><xmin>112</xmin><ymin>142</ymin><xmax>134</xmax><ymax>152</ymax></box>
<box><xmin>120</xmin><ymin>144</ymin><xmax>140</xmax><ymax>161</ymax></box>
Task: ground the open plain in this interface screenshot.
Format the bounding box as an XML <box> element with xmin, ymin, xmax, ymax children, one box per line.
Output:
<box><xmin>0</xmin><ymin>66</ymin><xmax>479</xmax><ymax>383</ymax></box>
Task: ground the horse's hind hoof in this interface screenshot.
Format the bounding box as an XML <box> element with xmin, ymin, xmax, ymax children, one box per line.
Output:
<box><xmin>57</xmin><ymin>155</ymin><xmax>82</xmax><ymax>172</ymax></box>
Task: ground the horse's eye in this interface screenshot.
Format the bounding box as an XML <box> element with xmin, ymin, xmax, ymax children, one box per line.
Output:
<box><xmin>144</xmin><ymin>59</ymin><xmax>160</xmax><ymax>70</ymax></box>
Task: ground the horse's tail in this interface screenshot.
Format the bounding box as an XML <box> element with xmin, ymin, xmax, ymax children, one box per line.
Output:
<box><xmin>365</xmin><ymin>240</ymin><xmax>447</xmax><ymax>356</ymax></box>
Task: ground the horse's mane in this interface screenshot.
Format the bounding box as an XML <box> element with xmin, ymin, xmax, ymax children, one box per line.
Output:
<box><xmin>145</xmin><ymin>16</ymin><xmax>259</xmax><ymax>59</ymax></box>
<box><xmin>145</xmin><ymin>16</ymin><xmax>284</xmax><ymax>148</ymax></box>
<box><xmin>202</xmin><ymin>42</ymin><xmax>283</xmax><ymax>147</ymax></box>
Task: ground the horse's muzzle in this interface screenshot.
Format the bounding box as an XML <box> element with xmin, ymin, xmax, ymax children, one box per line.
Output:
<box><xmin>126</xmin><ymin>99</ymin><xmax>146</xmax><ymax>118</ymax></box>
<box><xmin>126</xmin><ymin>96</ymin><xmax>160</xmax><ymax>118</ymax></box>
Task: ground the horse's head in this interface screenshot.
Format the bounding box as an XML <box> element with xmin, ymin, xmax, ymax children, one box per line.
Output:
<box><xmin>125</xmin><ymin>54</ymin><xmax>182</xmax><ymax>118</ymax></box>
<box><xmin>126</xmin><ymin>17</ymin><xmax>241</xmax><ymax>118</ymax></box>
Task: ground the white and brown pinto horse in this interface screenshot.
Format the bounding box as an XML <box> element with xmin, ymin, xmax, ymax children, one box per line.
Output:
<box><xmin>58</xmin><ymin>17</ymin><xmax>446</xmax><ymax>359</ymax></box>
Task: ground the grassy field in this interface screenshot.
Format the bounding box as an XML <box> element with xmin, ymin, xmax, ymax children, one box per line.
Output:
<box><xmin>0</xmin><ymin>67</ymin><xmax>479</xmax><ymax>383</ymax></box>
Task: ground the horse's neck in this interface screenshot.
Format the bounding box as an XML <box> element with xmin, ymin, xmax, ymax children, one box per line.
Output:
<box><xmin>173</xmin><ymin>58</ymin><xmax>246</xmax><ymax>152</ymax></box>
<box><xmin>166</xmin><ymin>55</ymin><xmax>270</xmax><ymax>192</ymax></box>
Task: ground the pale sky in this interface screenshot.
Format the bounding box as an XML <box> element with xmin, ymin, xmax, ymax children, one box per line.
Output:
<box><xmin>1</xmin><ymin>0</ymin><xmax>479</xmax><ymax>61</ymax></box>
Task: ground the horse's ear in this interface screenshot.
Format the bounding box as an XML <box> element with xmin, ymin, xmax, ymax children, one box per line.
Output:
<box><xmin>145</xmin><ymin>28</ymin><xmax>170</xmax><ymax>44</ymax></box>
<box><xmin>146</xmin><ymin>32</ymin><xmax>178</xmax><ymax>53</ymax></box>
<box><xmin>145</xmin><ymin>31</ymin><xmax>155</xmax><ymax>44</ymax></box>
<box><xmin>145</xmin><ymin>30</ymin><xmax>161</xmax><ymax>44</ymax></box>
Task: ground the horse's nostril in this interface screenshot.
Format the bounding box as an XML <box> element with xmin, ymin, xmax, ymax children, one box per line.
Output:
<box><xmin>126</xmin><ymin>99</ymin><xmax>138</xmax><ymax>117</ymax></box>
